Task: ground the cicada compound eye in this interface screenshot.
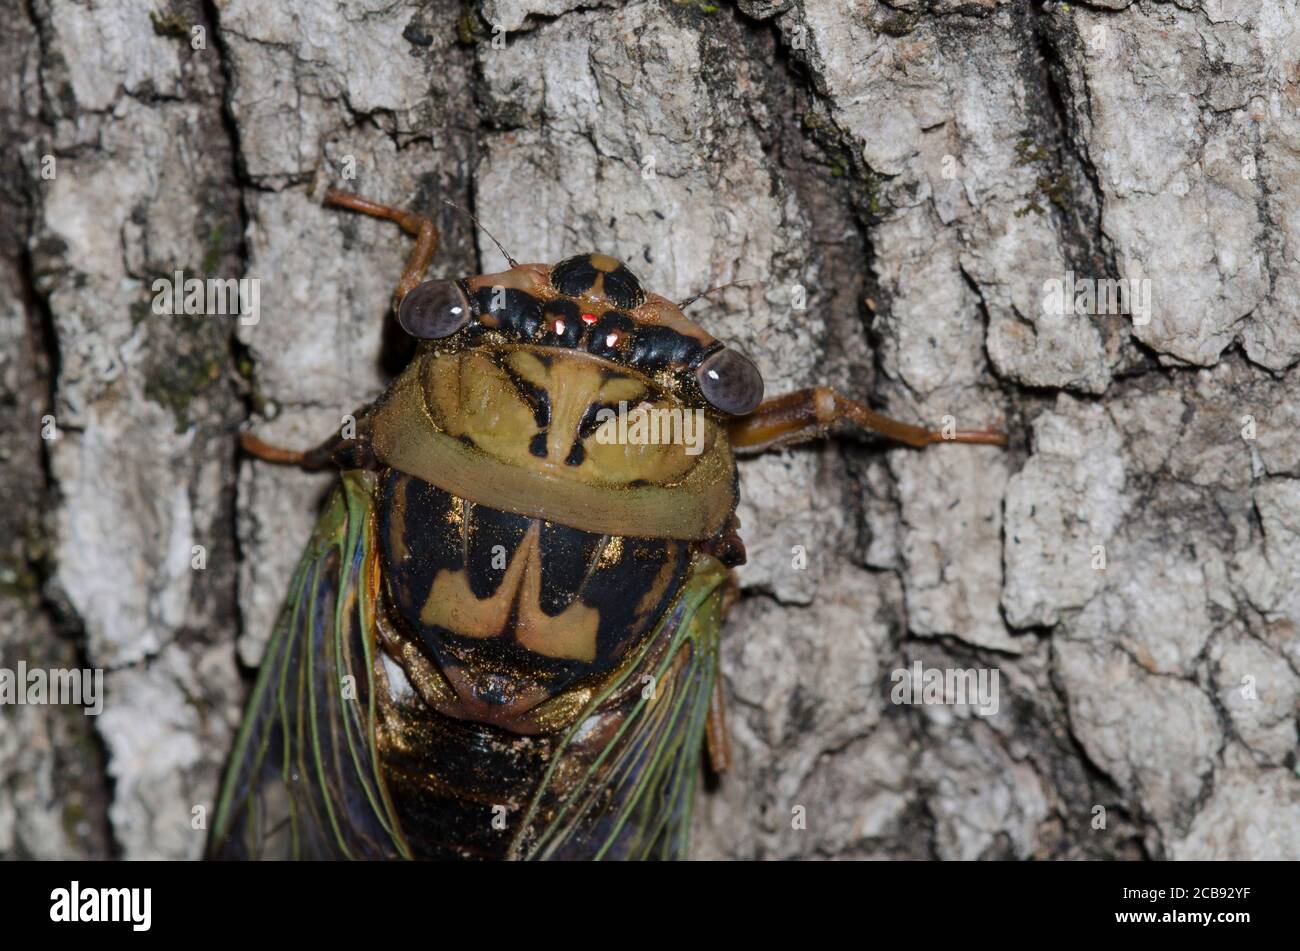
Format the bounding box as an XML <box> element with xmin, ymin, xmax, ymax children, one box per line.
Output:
<box><xmin>397</xmin><ymin>280</ymin><xmax>471</xmax><ymax>339</ymax></box>
<box><xmin>696</xmin><ymin>346</ymin><xmax>764</xmax><ymax>416</ymax></box>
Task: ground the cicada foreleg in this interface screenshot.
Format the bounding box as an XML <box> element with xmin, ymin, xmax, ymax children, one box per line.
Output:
<box><xmin>238</xmin><ymin>425</ymin><xmax>375</xmax><ymax>471</ymax></box>
<box><xmin>241</xmin><ymin>189</ymin><xmax>442</xmax><ymax>471</ymax></box>
<box><xmin>324</xmin><ymin>188</ymin><xmax>441</xmax><ymax>312</ymax></box>
<box><xmin>712</xmin><ymin>388</ymin><xmax>1003</xmax><ymax>770</ymax></box>
<box><xmin>727</xmin><ymin>386</ymin><xmax>1007</xmax><ymax>454</ymax></box>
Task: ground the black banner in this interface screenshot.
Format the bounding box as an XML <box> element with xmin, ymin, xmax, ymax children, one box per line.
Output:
<box><xmin>0</xmin><ymin>859</ymin><xmax>1283</xmax><ymax>938</ymax></box>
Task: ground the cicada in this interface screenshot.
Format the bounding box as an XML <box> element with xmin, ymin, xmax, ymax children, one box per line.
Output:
<box><xmin>210</xmin><ymin>189</ymin><xmax>1006</xmax><ymax>860</ymax></box>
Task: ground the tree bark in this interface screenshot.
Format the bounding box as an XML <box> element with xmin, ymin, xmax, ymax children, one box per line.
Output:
<box><xmin>2</xmin><ymin>0</ymin><xmax>1297</xmax><ymax>859</ymax></box>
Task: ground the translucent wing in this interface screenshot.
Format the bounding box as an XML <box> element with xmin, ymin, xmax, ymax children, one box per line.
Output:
<box><xmin>510</xmin><ymin>557</ymin><xmax>731</xmax><ymax>861</ymax></box>
<box><xmin>210</xmin><ymin>472</ymin><xmax>408</xmax><ymax>859</ymax></box>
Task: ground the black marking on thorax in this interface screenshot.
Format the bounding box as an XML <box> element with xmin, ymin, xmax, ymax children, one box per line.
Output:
<box><xmin>550</xmin><ymin>253</ymin><xmax>646</xmax><ymax>310</ymax></box>
<box><xmin>378</xmin><ymin>470</ymin><xmax>691</xmax><ymax>687</ymax></box>
<box><xmin>461</xmin><ymin>255</ymin><xmax>710</xmax><ymax>382</ymax></box>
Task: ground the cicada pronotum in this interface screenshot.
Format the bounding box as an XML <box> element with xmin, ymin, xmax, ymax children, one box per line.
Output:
<box><xmin>210</xmin><ymin>188</ymin><xmax>1006</xmax><ymax>860</ymax></box>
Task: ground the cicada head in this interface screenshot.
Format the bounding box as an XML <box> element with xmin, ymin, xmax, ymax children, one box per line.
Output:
<box><xmin>369</xmin><ymin>253</ymin><xmax>764</xmax><ymax>541</ymax></box>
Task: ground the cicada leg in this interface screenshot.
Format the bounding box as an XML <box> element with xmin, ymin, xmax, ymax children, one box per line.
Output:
<box><xmin>241</xmin><ymin>189</ymin><xmax>441</xmax><ymax>469</ymax></box>
<box><xmin>727</xmin><ymin>386</ymin><xmax>1007</xmax><ymax>454</ymax></box>
<box><xmin>704</xmin><ymin>572</ymin><xmax>740</xmax><ymax>775</ymax></box>
<box><xmin>712</xmin><ymin>388</ymin><xmax>1003</xmax><ymax>768</ymax></box>
<box><xmin>705</xmin><ymin>673</ymin><xmax>732</xmax><ymax>774</ymax></box>
<box><xmin>238</xmin><ymin>428</ymin><xmax>374</xmax><ymax>471</ymax></box>
<box><xmin>324</xmin><ymin>188</ymin><xmax>440</xmax><ymax>311</ymax></box>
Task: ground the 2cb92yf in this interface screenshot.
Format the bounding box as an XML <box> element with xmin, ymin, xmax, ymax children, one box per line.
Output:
<box><xmin>210</xmin><ymin>188</ymin><xmax>1007</xmax><ymax>861</ymax></box>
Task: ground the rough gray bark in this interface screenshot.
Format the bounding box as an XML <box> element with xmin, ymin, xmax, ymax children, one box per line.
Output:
<box><xmin>2</xmin><ymin>0</ymin><xmax>1296</xmax><ymax>860</ymax></box>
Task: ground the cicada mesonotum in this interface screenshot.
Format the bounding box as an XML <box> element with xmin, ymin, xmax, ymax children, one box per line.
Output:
<box><xmin>210</xmin><ymin>189</ymin><xmax>1006</xmax><ymax>860</ymax></box>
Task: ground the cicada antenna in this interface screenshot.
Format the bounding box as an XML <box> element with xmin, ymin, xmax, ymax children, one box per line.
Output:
<box><xmin>677</xmin><ymin>278</ymin><xmax>759</xmax><ymax>310</ymax></box>
<box><xmin>442</xmin><ymin>199</ymin><xmax>519</xmax><ymax>268</ymax></box>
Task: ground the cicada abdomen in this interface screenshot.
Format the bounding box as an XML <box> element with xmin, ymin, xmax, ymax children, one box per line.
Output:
<box><xmin>212</xmin><ymin>468</ymin><xmax>732</xmax><ymax>860</ymax></box>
